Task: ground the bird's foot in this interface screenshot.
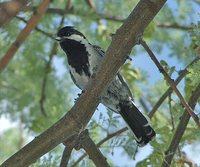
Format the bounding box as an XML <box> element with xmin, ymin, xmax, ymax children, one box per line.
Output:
<box><xmin>74</xmin><ymin>90</ymin><xmax>85</xmax><ymax>102</ymax></box>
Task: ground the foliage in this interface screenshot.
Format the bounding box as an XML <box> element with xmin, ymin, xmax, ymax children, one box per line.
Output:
<box><xmin>0</xmin><ymin>0</ymin><xmax>200</xmax><ymax>166</ymax></box>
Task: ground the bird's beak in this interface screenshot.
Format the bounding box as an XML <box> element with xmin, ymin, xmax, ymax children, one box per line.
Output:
<box><xmin>55</xmin><ymin>37</ymin><xmax>62</xmax><ymax>42</ymax></box>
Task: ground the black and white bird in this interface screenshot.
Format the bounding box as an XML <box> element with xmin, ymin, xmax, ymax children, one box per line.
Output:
<box><xmin>56</xmin><ymin>26</ymin><xmax>156</xmax><ymax>147</ymax></box>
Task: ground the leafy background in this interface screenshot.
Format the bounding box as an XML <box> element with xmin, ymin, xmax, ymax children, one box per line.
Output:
<box><xmin>0</xmin><ymin>0</ymin><xmax>200</xmax><ymax>166</ymax></box>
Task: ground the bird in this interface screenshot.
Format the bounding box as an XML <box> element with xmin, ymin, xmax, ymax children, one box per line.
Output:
<box><xmin>56</xmin><ymin>26</ymin><xmax>156</xmax><ymax>147</ymax></box>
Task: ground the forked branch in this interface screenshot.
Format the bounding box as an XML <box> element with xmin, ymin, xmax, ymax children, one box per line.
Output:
<box><xmin>161</xmin><ymin>83</ymin><xmax>200</xmax><ymax>167</ymax></box>
<box><xmin>1</xmin><ymin>1</ymin><xmax>166</xmax><ymax>166</ymax></box>
<box><xmin>141</xmin><ymin>40</ymin><xmax>200</xmax><ymax>127</ymax></box>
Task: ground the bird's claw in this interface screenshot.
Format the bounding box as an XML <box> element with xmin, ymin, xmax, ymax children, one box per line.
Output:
<box><xmin>74</xmin><ymin>90</ymin><xmax>85</xmax><ymax>102</ymax></box>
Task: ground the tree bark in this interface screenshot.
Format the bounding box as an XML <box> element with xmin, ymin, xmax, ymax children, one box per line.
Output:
<box><xmin>0</xmin><ymin>0</ymin><xmax>166</xmax><ymax>166</ymax></box>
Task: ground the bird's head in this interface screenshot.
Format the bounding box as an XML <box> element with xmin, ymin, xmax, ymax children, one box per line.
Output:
<box><xmin>56</xmin><ymin>26</ymin><xmax>86</xmax><ymax>42</ymax></box>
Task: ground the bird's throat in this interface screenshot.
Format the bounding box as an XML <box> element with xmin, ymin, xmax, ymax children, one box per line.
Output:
<box><xmin>60</xmin><ymin>39</ymin><xmax>91</xmax><ymax>77</ymax></box>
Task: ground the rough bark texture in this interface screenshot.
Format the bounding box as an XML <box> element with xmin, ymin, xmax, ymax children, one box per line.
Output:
<box><xmin>0</xmin><ymin>0</ymin><xmax>166</xmax><ymax>166</ymax></box>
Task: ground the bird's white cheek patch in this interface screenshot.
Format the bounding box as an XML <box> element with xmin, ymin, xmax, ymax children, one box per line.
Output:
<box><xmin>69</xmin><ymin>34</ymin><xmax>86</xmax><ymax>44</ymax></box>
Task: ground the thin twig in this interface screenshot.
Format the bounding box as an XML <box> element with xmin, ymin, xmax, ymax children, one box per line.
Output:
<box><xmin>15</xmin><ymin>16</ymin><xmax>54</xmax><ymax>39</ymax></box>
<box><xmin>97</xmin><ymin>127</ymin><xmax>128</xmax><ymax>146</ymax></box>
<box><xmin>141</xmin><ymin>40</ymin><xmax>200</xmax><ymax>127</ymax></box>
<box><xmin>21</xmin><ymin>6</ymin><xmax>193</xmax><ymax>31</ymax></box>
<box><xmin>39</xmin><ymin>2</ymin><xmax>67</xmax><ymax>116</ymax></box>
<box><xmin>0</xmin><ymin>0</ymin><xmax>50</xmax><ymax>73</ymax></box>
<box><xmin>148</xmin><ymin>57</ymin><xmax>199</xmax><ymax>118</ymax></box>
<box><xmin>23</xmin><ymin>6</ymin><xmax>124</xmax><ymax>22</ymax></box>
<box><xmin>39</xmin><ymin>43</ymin><xmax>57</xmax><ymax>116</ymax></box>
<box><xmin>156</xmin><ymin>22</ymin><xmax>193</xmax><ymax>31</ymax></box>
<box><xmin>168</xmin><ymin>94</ymin><xmax>175</xmax><ymax>131</ymax></box>
<box><xmin>139</xmin><ymin>98</ymin><xmax>150</xmax><ymax>113</ymax></box>
<box><xmin>161</xmin><ymin>83</ymin><xmax>200</xmax><ymax>167</ymax></box>
<box><xmin>0</xmin><ymin>83</ymin><xmax>19</xmax><ymax>91</ymax></box>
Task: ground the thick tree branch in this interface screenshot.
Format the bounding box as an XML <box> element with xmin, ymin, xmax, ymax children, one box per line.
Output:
<box><xmin>149</xmin><ymin>57</ymin><xmax>200</xmax><ymax>118</ymax></box>
<box><xmin>141</xmin><ymin>40</ymin><xmax>200</xmax><ymax>127</ymax></box>
<box><xmin>0</xmin><ymin>1</ymin><xmax>166</xmax><ymax>166</ymax></box>
<box><xmin>161</xmin><ymin>83</ymin><xmax>200</xmax><ymax>167</ymax></box>
<box><xmin>0</xmin><ymin>0</ymin><xmax>28</xmax><ymax>27</ymax></box>
<box><xmin>0</xmin><ymin>0</ymin><xmax>50</xmax><ymax>73</ymax></box>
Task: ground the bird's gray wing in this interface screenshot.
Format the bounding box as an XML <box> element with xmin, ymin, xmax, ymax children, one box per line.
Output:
<box><xmin>93</xmin><ymin>44</ymin><xmax>134</xmax><ymax>100</ymax></box>
<box><xmin>117</xmin><ymin>73</ymin><xmax>134</xmax><ymax>100</ymax></box>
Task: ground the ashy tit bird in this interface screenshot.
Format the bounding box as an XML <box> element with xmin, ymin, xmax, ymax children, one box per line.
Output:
<box><xmin>56</xmin><ymin>26</ymin><xmax>155</xmax><ymax>147</ymax></box>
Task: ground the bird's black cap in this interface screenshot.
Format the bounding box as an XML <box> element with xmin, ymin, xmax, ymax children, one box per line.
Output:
<box><xmin>57</xmin><ymin>26</ymin><xmax>85</xmax><ymax>38</ymax></box>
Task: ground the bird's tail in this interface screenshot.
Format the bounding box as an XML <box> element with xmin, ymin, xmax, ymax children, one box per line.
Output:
<box><xmin>119</xmin><ymin>101</ymin><xmax>156</xmax><ymax>147</ymax></box>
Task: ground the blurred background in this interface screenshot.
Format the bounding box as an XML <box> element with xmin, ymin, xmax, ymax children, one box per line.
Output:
<box><xmin>0</xmin><ymin>0</ymin><xmax>200</xmax><ymax>166</ymax></box>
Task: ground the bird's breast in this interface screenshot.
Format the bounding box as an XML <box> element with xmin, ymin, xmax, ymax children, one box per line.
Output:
<box><xmin>69</xmin><ymin>66</ymin><xmax>90</xmax><ymax>90</ymax></box>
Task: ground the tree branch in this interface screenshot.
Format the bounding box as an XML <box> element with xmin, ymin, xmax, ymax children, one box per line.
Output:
<box><xmin>71</xmin><ymin>127</ymin><xmax>128</xmax><ymax>167</ymax></box>
<box><xmin>139</xmin><ymin>98</ymin><xmax>150</xmax><ymax>113</ymax></box>
<box><xmin>141</xmin><ymin>40</ymin><xmax>200</xmax><ymax>127</ymax></box>
<box><xmin>15</xmin><ymin>16</ymin><xmax>55</xmax><ymax>39</ymax></box>
<box><xmin>60</xmin><ymin>146</ymin><xmax>74</xmax><ymax>167</ymax></box>
<box><xmin>0</xmin><ymin>1</ymin><xmax>166</xmax><ymax>166</ymax></box>
<box><xmin>20</xmin><ymin>6</ymin><xmax>194</xmax><ymax>31</ymax></box>
<box><xmin>79</xmin><ymin>130</ymin><xmax>110</xmax><ymax>167</ymax></box>
<box><xmin>168</xmin><ymin>94</ymin><xmax>175</xmax><ymax>130</ymax></box>
<box><xmin>39</xmin><ymin>2</ymin><xmax>68</xmax><ymax>116</ymax></box>
<box><xmin>149</xmin><ymin>56</ymin><xmax>200</xmax><ymax>118</ymax></box>
<box><xmin>161</xmin><ymin>83</ymin><xmax>200</xmax><ymax>167</ymax></box>
<box><xmin>60</xmin><ymin>135</ymin><xmax>77</xmax><ymax>167</ymax></box>
<box><xmin>156</xmin><ymin>22</ymin><xmax>193</xmax><ymax>31</ymax></box>
<box><xmin>39</xmin><ymin>42</ymin><xmax>57</xmax><ymax>116</ymax></box>
<box><xmin>0</xmin><ymin>0</ymin><xmax>28</xmax><ymax>27</ymax></box>
<box><xmin>0</xmin><ymin>0</ymin><xmax>50</xmax><ymax>73</ymax></box>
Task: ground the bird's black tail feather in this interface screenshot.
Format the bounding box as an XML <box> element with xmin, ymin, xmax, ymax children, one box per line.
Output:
<box><xmin>119</xmin><ymin>102</ymin><xmax>156</xmax><ymax>147</ymax></box>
